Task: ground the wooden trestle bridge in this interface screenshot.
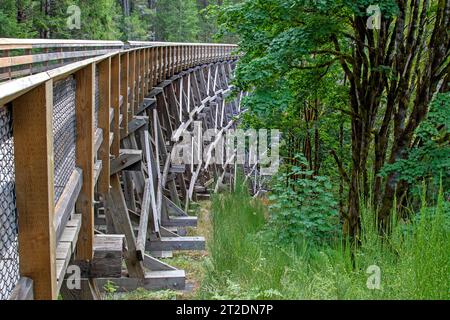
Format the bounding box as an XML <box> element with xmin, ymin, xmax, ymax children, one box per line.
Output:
<box><xmin>0</xmin><ymin>39</ymin><xmax>243</xmax><ymax>300</ymax></box>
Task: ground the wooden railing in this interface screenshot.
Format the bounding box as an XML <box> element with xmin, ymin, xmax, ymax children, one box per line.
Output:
<box><xmin>0</xmin><ymin>39</ymin><xmax>237</xmax><ymax>82</ymax></box>
<box><xmin>0</xmin><ymin>39</ymin><xmax>124</xmax><ymax>82</ymax></box>
<box><xmin>0</xmin><ymin>40</ymin><xmax>238</xmax><ymax>300</ymax></box>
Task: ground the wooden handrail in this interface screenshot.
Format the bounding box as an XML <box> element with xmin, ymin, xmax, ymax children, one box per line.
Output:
<box><xmin>0</xmin><ymin>38</ymin><xmax>124</xmax><ymax>49</ymax></box>
<box><xmin>0</xmin><ymin>38</ymin><xmax>238</xmax><ymax>83</ymax></box>
<box><xmin>0</xmin><ymin>41</ymin><xmax>238</xmax><ymax>105</ymax></box>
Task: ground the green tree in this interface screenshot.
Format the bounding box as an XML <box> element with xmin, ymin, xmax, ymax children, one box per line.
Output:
<box><xmin>215</xmin><ymin>0</ymin><xmax>450</xmax><ymax>237</ymax></box>
<box><xmin>154</xmin><ymin>0</ymin><xmax>200</xmax><ymax>42</ymax></box>
<box><xmin>0</xmin><ymin>0</ymin><xmax>36</xmax><ymax>37</ymax></box>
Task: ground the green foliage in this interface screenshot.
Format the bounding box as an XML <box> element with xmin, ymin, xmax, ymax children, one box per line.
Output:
<box><xmin>201</xmin><ymin>184</ymin><xmax>450</xmax><ymax>300</ymax></box>
<box><xmin>266</xmin><ymin>155</ymin><xmax>340</xmax><ymax>245</ymax></box>
<box><xmin>207</xmin><ymin>177</ymin><xmax>267</xmax><ymax>277</ymax></box>
<box><xmin>213</xmin><ymin>0</ymin><xmax>352</xmax><ymax>196</ymax></box>
<box><xmin>0</xmin><ymin>0</ymin><xmax>232</xmax><ymax>42</ymax></box>
<box><xmin>122</xmin><ymin>11</ymin><xmax>152</xmax><ymax>41</ymax></box>
<box><xmin>0</xmin><ymin>0</ymin><xmax>36</xmax><ymax>37</ymax></box>
<box><xmin>71</xmin><ymin>0</ymin><xmax>123</xmax><ymax>40</ymax></box>
<box><xmin>153</xmin><ymin>0</ymin><xmax>200</xmax><ymax>42</ymax></box>
<box><xmin>0</xmin><ymin>0</ymin><xmax>123</xmax><ymax>39</ymax></box>
<box><xmin>381</xmin><ymin>93</ymin><xmax>450</xmax><ymax>200</ymax></box>
<box><xmin>201</xmin><ymin>178</ymin><xmax>294</xmax><ymax>298</ymax></box>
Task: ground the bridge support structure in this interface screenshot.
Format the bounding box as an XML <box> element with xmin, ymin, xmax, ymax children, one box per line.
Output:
<box><xmin>0</xmin><ymin>42</ymin><xmax>240</xmax><ymax>300</ymax></box>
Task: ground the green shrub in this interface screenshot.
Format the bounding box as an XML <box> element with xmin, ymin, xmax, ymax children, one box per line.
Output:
<box><xmin>200</xmin><ymin>180</ymin><xmax>449</xmax><ymax>300</ymax></box>
<box><xmin>266</xmin><ymin>155</ymin><xmax>340</xmax><ymax>246</ymax></box>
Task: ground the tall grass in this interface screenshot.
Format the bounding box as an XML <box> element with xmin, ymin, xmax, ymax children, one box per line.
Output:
<box><xmin>200</xmin><ymin>182</ymin><xmax>450</xmax><ymax>300</ymax></box>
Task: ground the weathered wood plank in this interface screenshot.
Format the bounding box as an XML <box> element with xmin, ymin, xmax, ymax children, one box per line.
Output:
<box><xmin>95</xmin><ymin>270</ymin><xmax>185</xmax><ymax>292</ymax></box>
<box><xmin>56</xmin><ymin>214</ymin><xmax>82</xmax><ymax>292</ymax></box>
<box><xmin>136</xmin><ymin>97</ymin><xmax>156</xmax><ymax>114</ymax></box>
<box><xmin>111</xmin><ymin>54</ymin><xmax>121</xmax><ymax>157</ymax></box>
<box><xmin>161</xmin><ymin>216</ymin><xmax>198</xmax><ymax>228</ymax></box>
<box><xmin>164</xmin><ymin>195</ymin><xmax>188</xmax><ymax>217</ymax></box>
<box><xmin>8</xmin><ymin>278</ymin><xmax>34</xmax><ymax>300</ymax></box>
<box><xmin>54</xmin><ymin>168</ymin><xmax>82</xmax><ymax>241</ymax></box>
<box><xmin>90</xmin><ymin>235</ymin><xmax>123</xmax><ymax>278</ymax></box>
<box><xmin>136</xmin><ymin>179</ymin><xmax>151</xmax><ymax>261</ymax></box>
<box><xmin>94</xmin><ymin>160</ymin><xmax>103</xmax><ymax>184</ymax></box>
<box><xmin>121</xmin><ymin>116</ymin><xmax>148</xmax><ymax>137</ymax></box>
<box><xmin>146</xmin><ymin>237</ymin><xmax>205</xmax><ymax>251</ymax></box>
<box><xmin>60</xmin><ymin>279</ymin><xmax>101</xmax><ymax>300</ymax></box>
<box><xmin>120</xmin><ymin>52</ymin><xmax>129</xmax><ymax>135</ymax></box>
<box><xmin>110</xmin><ymin>149</ymin><xmax>143</xmax><ymax>175</ymax></box>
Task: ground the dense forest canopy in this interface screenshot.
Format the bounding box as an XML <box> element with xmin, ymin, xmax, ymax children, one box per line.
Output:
<box><xmin>0</xmin><ymin>0</ymin><xmax>239</xmax><ymax>42</ymax></box>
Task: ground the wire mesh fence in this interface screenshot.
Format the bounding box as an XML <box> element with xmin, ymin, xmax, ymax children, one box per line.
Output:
<box><xmin>53</xmin><ymin>77</ymin><xmax>77</xmax><ymax>203</ymax></box>
<box><xmin>0</xmin><ymin>105</ymin><xmax>19</xmax><ymax>300</ymax></box>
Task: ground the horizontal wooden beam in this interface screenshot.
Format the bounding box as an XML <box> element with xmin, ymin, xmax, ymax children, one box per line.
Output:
<box><xmin>161</xmin><ymin>216</ymin><xmax>198</xmax><ymax>228</ymax></box>
<box><xmin>110</xmin><ymin>149</ymin><xmax>143</xmax><ymax>175</ymax></box>
<box><xmin>0</xmin><ymin>49</ymin><xmax>114</xmax><ymax>68</ymax></box>
<box><xmin>136</xmin><ymin>98</ymin><xmax>156</xmax><ymax>114</ymax></box>
<box><xmin>54</xmin><ymin>168</ymin><xmax>83</xmax><ymax>241</ymax></box>
<box><xmin>146</xmin><ymin>237</ymin><xmax>205</xmax><ymax>251</ymax></box>
<box><xmin>121</xmin><ymin>116</ymin><xmax>148</xmax><ymax>138</ymax></box>
<box><xmin>56</xmin><ymin>214</ymin><xmax>82</xmax><ymax>292</ymax></box>
<box><xmin>95</xmin><ymin>270</ymin><xmax>185</xmax><ymax>291</ymax></box>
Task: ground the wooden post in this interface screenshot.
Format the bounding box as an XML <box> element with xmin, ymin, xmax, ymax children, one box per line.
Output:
<box><xmin>121</xmin><ymin>53</ymin><xmax>129</xmax><ymax>135</ymax></box>
<box><xmin>167</xmin><ymin>46</ymin><xmax>171</xmax><ymax>77</ymax></box>
<box><xmin>171</xmin><ymin>45</ymin><xmax>176</xmax><ymax>76</ymax></box>
<box><xmin>146</xmin><ymin>48</ymin><xmax>151</xmax><ymax>93</ymax></box>
<box><xmin>144</xmin><ymin>48</ymin><xmax>149</xmax><ymax>96</ymax></box>
<box><xmin>13</xmin><ymin>80</ymin><xmax>57</xmax><ymax>300</ymax></box>
<box><xmin>74</xmin><ymin>64</ymin><xmax>95</xmax><ymax>261</ymax></box>
<box><xmin>182</xmin><ymin>46</ymin><xmax>186</xmax><ymax>70</ymax></box>
<box><xmin>176</xmin><ymin>46</ymin><xmax>180</xmax><ymax>73</ymax></box>
<box><xmin>97</xmin><ymin>58</ymin><xmax>111</xmax><ymax>195</ymax></box>
<box><xmin>165</xmin><ymin>47</ymin><xmax>169</xmax><ymax>79</ymax></box>
<box><xmin>111</xmin><ymin>54</ymin><xmax>121</xmax><ymax>158</ymax></box>
<box><xmin>196</xmin><ymin>46</ymin><xmax>199</xmax><ymax>65</ymax></box>
<box><xmin>129</xmin><ymin>51</ymin><xmax>136</xmax><ymax>119</ymax></box>
<box><xmin>169</xmin><ymin>46</ymin><xmax>174</xmax><ymax>77</ymax></box>
<box><xmin>159</xmin><ymin>46</ymin><xmax>164</xmax><ymax>82</ymax></box>
<box><xmin>108</xmin><ymin>175</ymin><xmax>145</xmax><ymax>278</ymax></box>
<box><xmin>135</xmin><ymin>49</ymin><xmax>141</xmax><ymax>112</ymax></box>
<box><xmin>140</xmin><ymin>49</ymin><xmax>145</xmax><ymax>106</ymax></box>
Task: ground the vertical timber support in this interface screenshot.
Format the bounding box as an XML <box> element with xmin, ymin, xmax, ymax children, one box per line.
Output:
<box><xmin>74</xmin><ymin>64</ymin><xmax>95</xmax><ymax>261</ymax></box>
<box><xmin>97</xmin><ymin>58</ymin><xmax>111</xmax><ymax>196</ymax></box>
<box><xmin>121</xmin><ymin>53</ymin><xmax>130</xmax><ymax>135</ymax></box>
<box><xmin>13</xmin><ymin>80</ymin><xmax>57</xmax><ymax>300</ymax></box>
<box><xmin>111</xmin><ymin>55</ymin><xmax>121</xmax><ymax>158</ymax></box>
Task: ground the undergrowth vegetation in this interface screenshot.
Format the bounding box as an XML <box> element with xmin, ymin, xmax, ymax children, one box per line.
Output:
<box><xmin>199</xmin><ymin>179</ymin><xmax>450</xmax><ymax>300</ymax></box>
